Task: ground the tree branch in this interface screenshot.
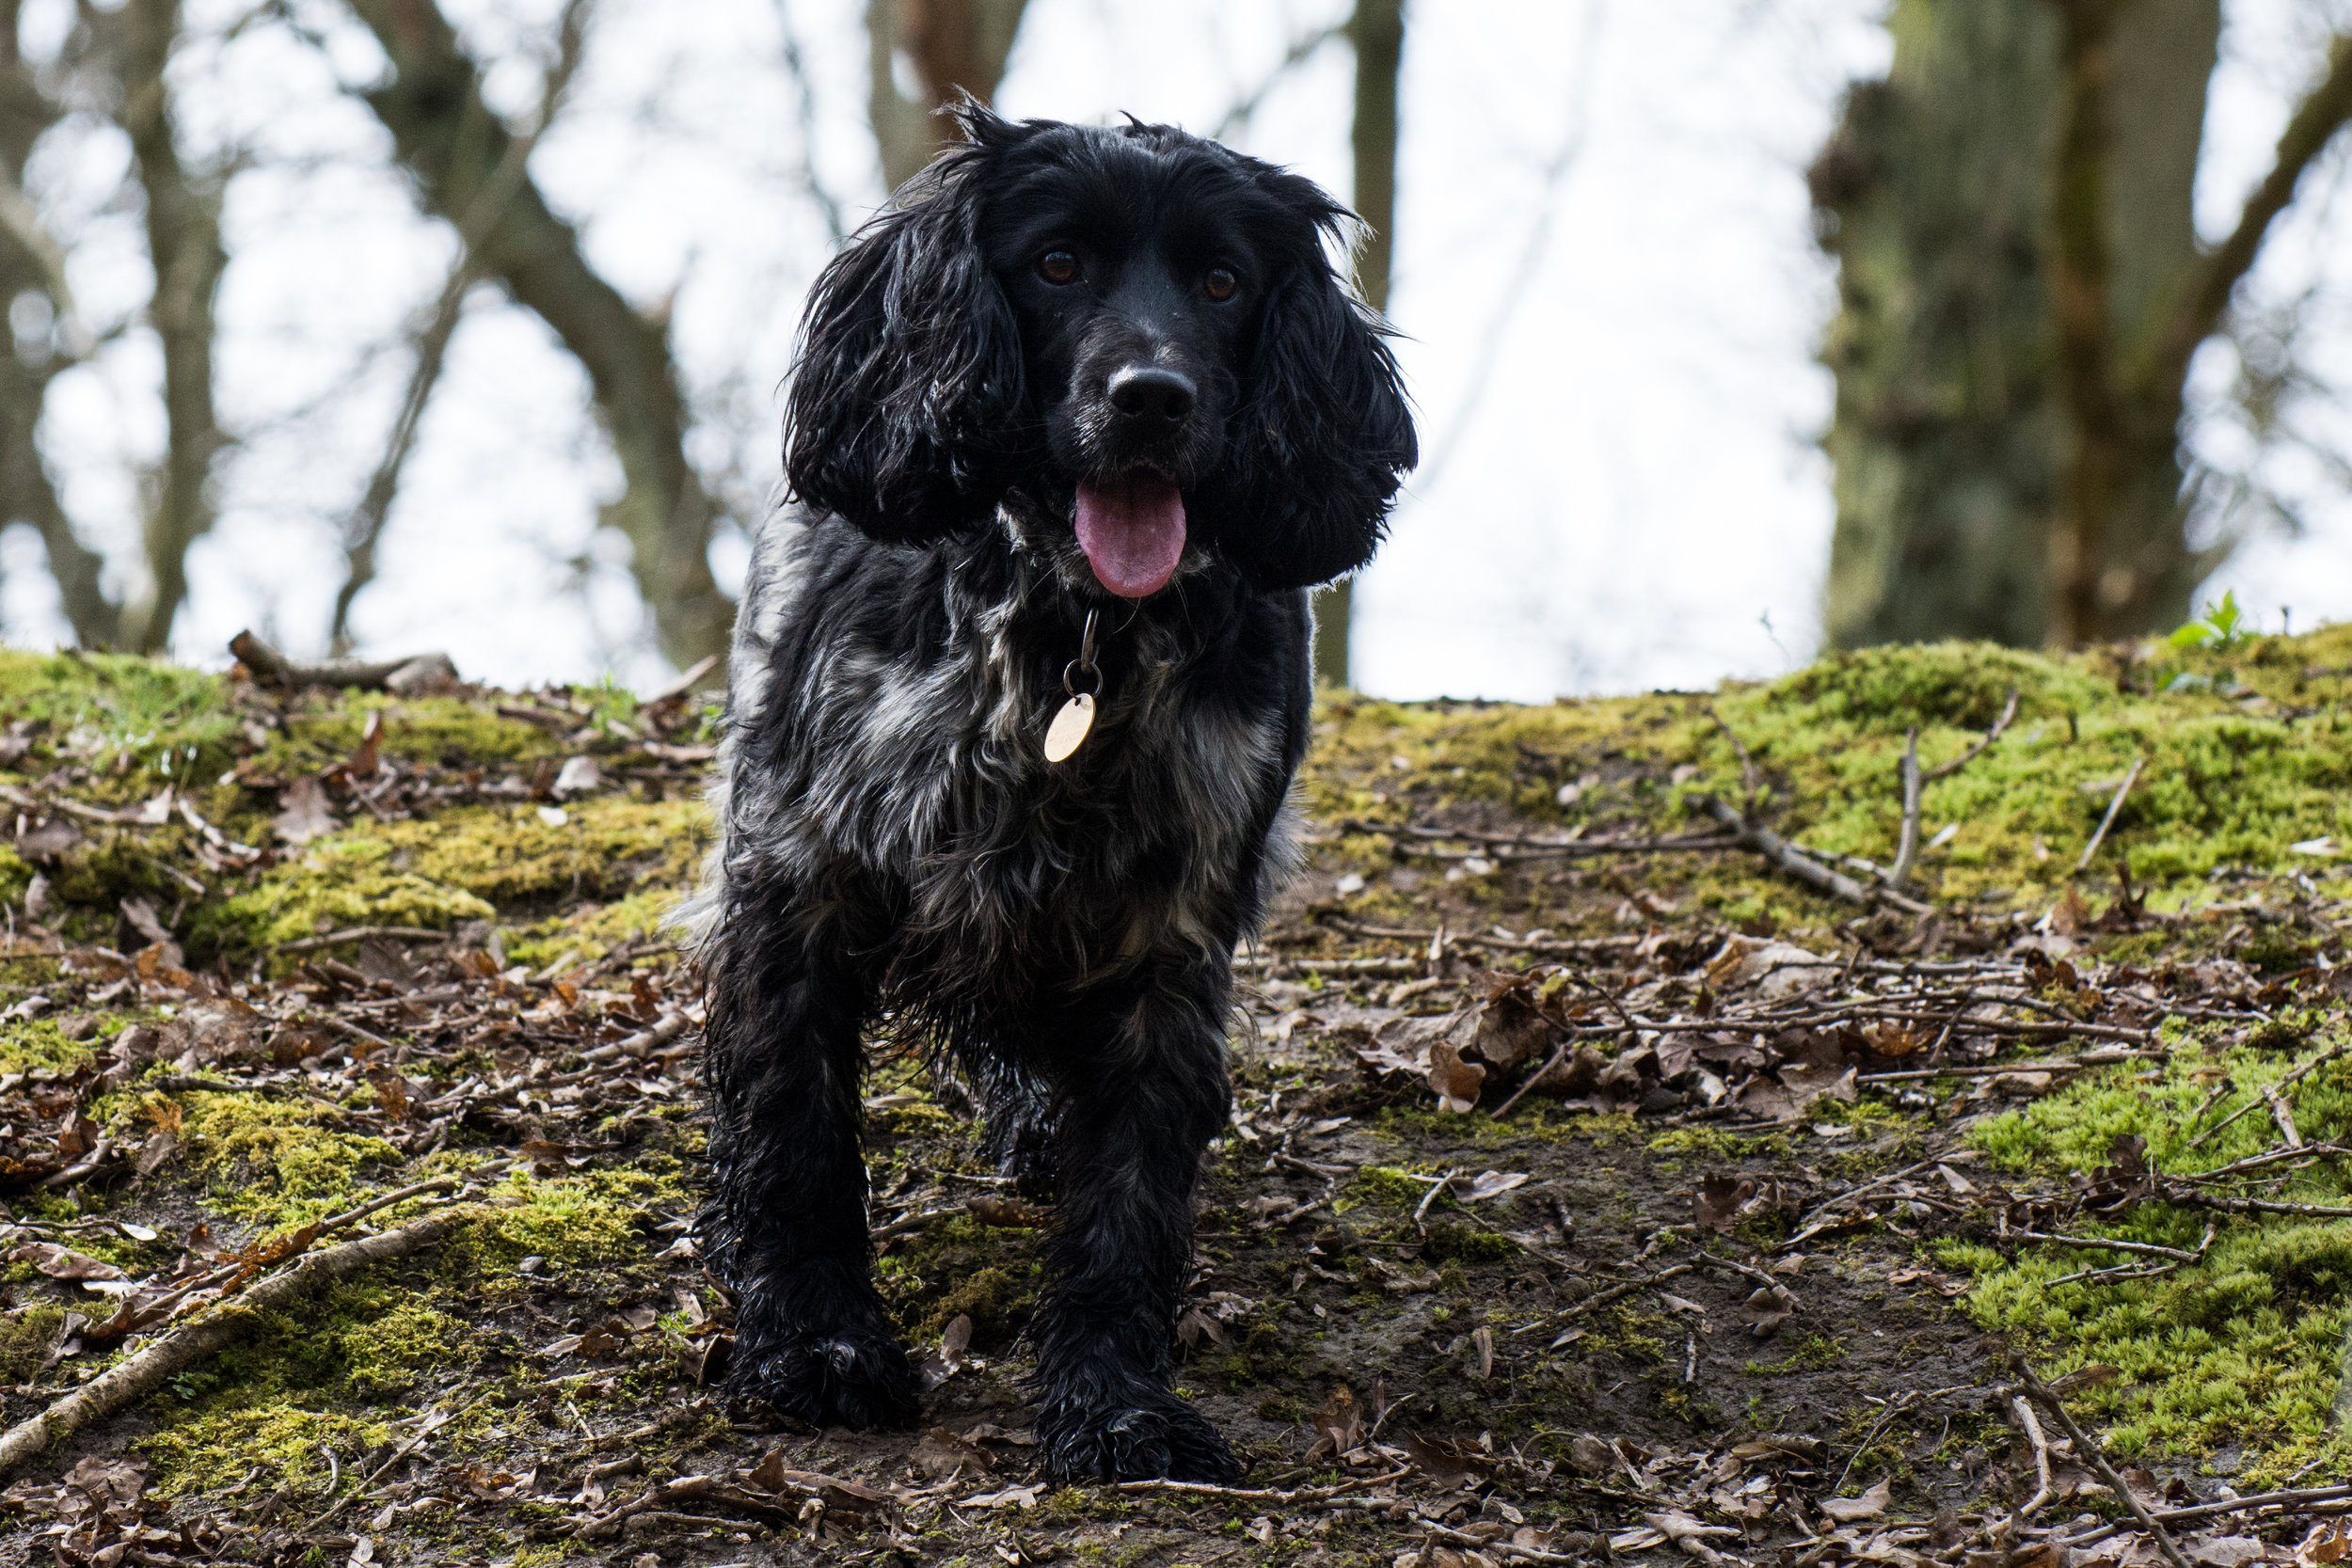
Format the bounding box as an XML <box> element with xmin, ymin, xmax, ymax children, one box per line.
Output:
<box><xmin>346</xmin><ymin>0</ymin><xmax>734</xmax><ymax>670</ymax></box>
<box><xmin>117</xmin><ymin>0</ymin><xmax>230</xmax><ymax>656</ymax></box>
<box><xmin>331</xmin><ymin>0</ymin><xmax>594</xmax><ymax>651</ymax></box>
<box><xmin>2147</xmin><ymin>31</ymin><xmax>2352</xmax><ymax>395</ymax></box>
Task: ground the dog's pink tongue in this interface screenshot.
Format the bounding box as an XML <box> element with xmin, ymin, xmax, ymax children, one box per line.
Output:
<box><xmin>1073</xmin><ymin>475</ymin><xmax>1186</xmax><ymax>598</ymax></box>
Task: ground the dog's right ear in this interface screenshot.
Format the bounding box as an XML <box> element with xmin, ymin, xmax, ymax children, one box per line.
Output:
<box><xmin>783</xmin><ymin>109</ymin><xmax>1025</xmax><ymax>544</ymax></box>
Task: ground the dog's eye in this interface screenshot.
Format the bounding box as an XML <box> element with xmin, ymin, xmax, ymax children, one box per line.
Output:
<box><xmin>1037</xmin><ymin>250</ymin><xmax>1080</xmax><ymax>285</ymax></box>
<box><xmin>1203</xmin><ymin>267</ymin><xmax>1238</xmax><ymax>302</ymax></box>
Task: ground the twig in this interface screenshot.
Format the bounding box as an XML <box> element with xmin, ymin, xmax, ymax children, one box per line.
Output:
<box><xmin>2187</xmin><ymin>1041</ymin><xmax>2348</xmax><ymax>1149</ymax></box>
<box><xmin>1511</xmin><ymin>1263</ymin><xmax>1695</xmax><ymax>1334</ymax></box>
<box><xmin>2053</xmin><ymin>1484</ymin><xmax>2352</xmax><ymax>1549</ymax></box>
<box><xmin>1691</xmin><ymin>795</ymin><xmax>1933</xmax><ymax>916</ymax></box>
<box><xmin>1923</xmin><ymin>691</ymin><xmax>2022</xmax><ymax>783</ymax></box>
<box><xmin>229</xmin><ymin>630</ymin><xmax>456</xmax><ymax>694</ymax></box>
<box><xmin>277</xmin><ymin>926</ymin><xmax>453</xmax><ymax>954</ymax></box>
<box><xmin>1109</xmin><ymin>1467</ymin><xmax>1406</xmax><ymax>1505</ymax></box>
<box><xmin>2074</xmin><ymin>757</ymin><xmax>2145</xmax><ymax>875</ymax></box>
<box><xmin>2265</xmin><ymin>1085</ymin><xmax>2305</xmax><ymax>1148</ymax></box>
<box><xmin>0</xmin><ymin>1209</ymin><xmax>463</xmax><ymax>1478</ymax></box>
<box><xmin>1411</xmin><ymin>1168</ymin><xmax>1461</xmax><ymax>1226</ymax></box>
<box><xmin>2007</xmin><ymin>1394</ymin><xmax>2054</xmax><ymax>1530</ymax></box>
<box><xmin>2014</xmin><ymin>1359</ymin><xmax>2193</xmax><ymax>1568</ymax></box>
<box><xmin>1705</xmin><ymin>705</ymin><xmax>1762</xmax><ymax>803</ymax></box>
<box><xmin>2003</xmin><ymin>1227</ymin><xmax>2203</xmax><ymax>1263</ymax></box>
<box><xmin>1892</xmin><ymin>728</ymin><xmax>1924</xmax><ymax>888</ymax></box>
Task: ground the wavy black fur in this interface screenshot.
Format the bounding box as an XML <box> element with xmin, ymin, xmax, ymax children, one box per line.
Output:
<box><xmin>691</xmin><ymin>103</ymin><xmax>1415</xmax><ymax>1485</ymax></box>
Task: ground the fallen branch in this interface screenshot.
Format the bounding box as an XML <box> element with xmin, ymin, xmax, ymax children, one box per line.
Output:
<box><xmin>2186</xmin><ymin>1041</ymin><xmax>2348</xmax><ymax>1150</ymax></box>
<box><xmin>2074</xmin><ymin>757</ymin><xmax>2145</xmax><ymax>876</ymax></box>
<box><xmin>1109</xmin><ymin>1467</ymin><xmax>1407</xmax><ymax>1505</ymax></box>
<box><xmin>0</xmin><ymin>1208</ymin><xmax>464</xmax><ymax>1479</ymax></box>
<box><xmin>1690</xmin><ymin>796</ymin><xmax>1932</xmax><ymax>916</ymax></box>
<box><xmin>2003</xmin><ymin>1227</ymin><xmax>2203</xmax><ymax>1263</ymax></box>
<box><xmin>1887</xmin><ymin>689</ymin><xmax>2021</xmax><ymax>893</ymax></box>
<box><xmin>2014</xmin><ymin>1358</ymin><xmax>2193</xmax><ymax>1568</ymax></box>
<box><xmin>230</xmin><ymin>629</ymin><xmax>457</xmax><ymax>695</ymax></box>
<box><xmin>277</xmin><ymin>926</ymin><xmax>454</xmax><ymax>954</ymax></box>
<box><xmin>2054</xmin><ymin>1483</ymin><xmax>2352</xmax><ymax>1550</ymax></box>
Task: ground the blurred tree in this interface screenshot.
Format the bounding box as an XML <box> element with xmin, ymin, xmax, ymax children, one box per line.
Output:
<box><xmin>0</xmin><ymin>0</ymin><xmax>226</xmax><ymax>655</ymax></box>
<box><xmin>1314</xmin><ymin>0</ymin><xmax>1404</xmax><ymax>689</ymax></box>
<box><xmin>1817</xmin><ymin>4</ymin><xmax>2352</xmax><ymax>650</ymax></box>
<box><xmin>866</xmin><ymin>0</ymin><xmax>1031</xmax><ymax>190</ymax></box>
<box><xmin>351</xmin><ymin>0</ymin><xmax>735</xmax><ymax>672</ymax></box>
<box><xmin>0</xmin><ymin>0</ymin><xmax>102</xmax><ymax>646</ymax></box>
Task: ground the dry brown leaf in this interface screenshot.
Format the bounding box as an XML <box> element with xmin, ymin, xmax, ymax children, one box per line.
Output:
<box><xmin>1307</xmin><ymin>1385</ymin><xmax>1361</xmax><ymax>1458</ymax></box>
<box><xmin>273</xmin><ymin>775</ymin><xmax>340</xmax><ymax>845</ymax></box>
<box><xmin>1694</xmin><ymin>1173</ymin><xmax>1756</xmax><ymax>1235</ymax></box>
<box><xmin>1427</xmin><ymin>1039</ymin><xmax>1485</xmax><ymax>1113</ymax></box>
<box><xmin>9</xmin><ymin>1242</ymin><xmax>126</xmax><ymax>1281</ymax></box>
<box><xmin>1820</xmin><ymin>1477</ymin><xmax>1892</xmax><ymax>1522</ymax></box>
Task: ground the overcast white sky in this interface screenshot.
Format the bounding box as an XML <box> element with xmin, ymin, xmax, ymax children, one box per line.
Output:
<box><xmin>0</xmin><ymin>0</ymin><xmax>2346</xmax><ymax>698</ymax></box>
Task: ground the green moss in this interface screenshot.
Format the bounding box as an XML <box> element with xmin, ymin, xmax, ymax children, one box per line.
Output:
<box><xmin>0</xmin><ymin>1304</ymin><xmax>66</xmax><ymax>1380</ymax></box>
<box><xmin>440</xmin><ymin>1167</ymin><xmax>679</xmax><ymax>1285</ymax></box>
<box><xmin>332</xmin><ymin>1291</ymin><xmax>475</xmax><ymax>1397</ymax></box>
<box><xmin>1342</xmin><ymin>1164</ymin><xmax>1444</xmax><ymax>1212</ymax></box>
<box><xmin>1310</xmin><ymin>626</ymin><xmax>2352</xmax><ymax>919</ymax></box>
<box><xmin>188</xmin><ymin>796</ymin><xmax>710</xmax><ymax>963</ymax></box>
<box><xmin>0</xmin><ymin>1017</ymin><xmax>104</xmax><ymax>1074</ymax></box>
<box><xmin>0</xmin><ymin>649</ymin><xmax>240</xmax><ymax>787</ymax></box>
<box><xmin>1946</xmin><ymin>1028</ymin><xmax>2352</xmax><ymax>1469</ymax></box>
<box><xmin>1747</xmin><ymin>1333</ymin><xmax>1848</xmax><ymax>1374</ymax></box>
<box><xmin>178</xmin><ymin>1092</ymin><xmax>402</xmax><ymax>1228</ymax></box>
<box><xmin>144</xmin><ymin>1400</ymin><xmax>396</xmax><ymax>1500</ymax></box>
<box><xmin>1422</xmin><ymin>1222</ymin><xmax>1521</xmax><ymax>1263</ymax></box>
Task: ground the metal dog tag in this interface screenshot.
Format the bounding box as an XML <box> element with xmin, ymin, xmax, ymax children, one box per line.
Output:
<box><xmin>1044</xmin><ymin>692</ymin><xmax>1096</xmax><ymax>763</ymax></box>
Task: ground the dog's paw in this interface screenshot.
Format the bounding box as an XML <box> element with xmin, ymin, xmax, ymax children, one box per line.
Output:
<box><xmin>728</xmin><ymin>1325</ymin><xmax>921</xmax><ymax>1431</ymax></box>
<box><xmin>1040</xmin><ymin>1397</ymin><xmax>1242</xmax><ymax>1484</ymax></box>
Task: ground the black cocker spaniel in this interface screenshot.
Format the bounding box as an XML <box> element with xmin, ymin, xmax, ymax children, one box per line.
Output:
<box><xmin>689</xmin><ymin>103</ymin><xmax>1415</xmax><ymax>1484</ymax></box>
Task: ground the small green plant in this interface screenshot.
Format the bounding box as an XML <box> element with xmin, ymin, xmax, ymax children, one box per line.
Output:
<box><xmin>2169</xmin><ymin>591</ymin><xmax>2257</xmax><ymax>654</ymax></box>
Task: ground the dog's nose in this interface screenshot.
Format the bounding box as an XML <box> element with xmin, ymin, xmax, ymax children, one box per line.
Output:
<box><xmin>1106</xmin><ymin>366</ymin><xmax>1197</xmax><ymax>426</ymax></box>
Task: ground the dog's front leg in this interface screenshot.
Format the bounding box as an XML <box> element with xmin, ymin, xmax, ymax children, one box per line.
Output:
<box><xmin>704</xmin><ymin>941</ymin><xmax>919</xmax><ymax>1430</ymax></box>
<box><xmin>1032</xmin><ymin>967</ymin><xmax>1243</xmax><ymax>1484</ymax></box>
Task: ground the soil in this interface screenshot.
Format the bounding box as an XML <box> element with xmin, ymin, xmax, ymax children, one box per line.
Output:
<box><xmin>2</xmin><ymin>641</ymin><xmax>2350</xmax><ymax>1568</ymax></box>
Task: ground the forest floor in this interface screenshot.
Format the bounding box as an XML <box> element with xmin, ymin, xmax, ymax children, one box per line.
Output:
<box><xmin>4</xmin><ymin>627</ymin><xmax>2352</xmax><ymax>1568</ymax></box>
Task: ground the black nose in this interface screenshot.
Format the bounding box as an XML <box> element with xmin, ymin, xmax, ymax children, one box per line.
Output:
<box><xmin>1106</xmin><ymin>365</ymin><xmax>1197</xmax><ymax>426</ymax></box>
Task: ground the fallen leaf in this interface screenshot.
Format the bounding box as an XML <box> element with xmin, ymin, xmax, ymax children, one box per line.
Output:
<box><xmin>1566</xmin><ymin>1434</ymin><xmax>1616</xmax><ymax>1476</ymax></box>
<box><xmin>1740</xmin><ymin>1284</ymin><xmax>1798</xmax><ymax>1338</ymax></box>
<box><xmin>553</xmin><ymin>755</ymin><xmax>602</xmax><ymax>799</ymax></box>
<box><xmin>9</xmin><ymin>1243</ymin><xmax>125</xmax><ymax>1281</ymax></box>
<box><xmin>274</xmin><ymin>776</ymin><xmax>339</xmax><ymax>845</ymax></box>
<box><xmin>1308</xmin><ymin>1386</ymin><xmax>1362</xmax><ymax>1458</ymax></box>
<box><xmin>1694</xmin><ymin>1173</ymin><xmax>1756</xmax><ymax>1235</ymax></box>
<box><xmin>1460</xmin><ymin>1170</ymin><xmax>1528</xmax><ymax>1202</ymax></box>
<box><xmin>1427</xmin><ymin>1039</ymin><xmax>1486</xmax><ymax>1113</ymax></box>
<box><xmin>1820</xmin><ymin>1477</ymin><xmax>1893</xmax><ymax>1522</ymax></box>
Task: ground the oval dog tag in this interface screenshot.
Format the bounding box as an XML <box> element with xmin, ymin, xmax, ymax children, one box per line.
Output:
<box><xmin>1043</xmin><ymin>692</ymin><xmax>1096</xmax><ymax>763</ymax></box>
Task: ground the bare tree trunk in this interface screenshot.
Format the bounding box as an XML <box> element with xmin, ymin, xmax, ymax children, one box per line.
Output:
<box><xmin>348</xmin><ymin>0</ymin><xmax>732</xmax><ymax>672</ymax></box>
<box><xmin>1313</xmin><ymin>0</ymin><xmax>1403</xmax><ymax>689</ymax></box>
<box><xmin>118</xmin><ymin>0</ymin><xmax>228</xmax><ymax>655</ymax></box>
<box><xmin>0</xmin><ymin>0</ymin><xmax>110</xmax><ymax>645</ymax></box>
<box><xmin>866</xmin><ymin>0</ymin><xmax>1029</xmax><ymax>191</ymax></box>
<box><xmin>1820</xmin><ymin>0</ymin><xmax>2352</xmax><ymax>651</ymax></box>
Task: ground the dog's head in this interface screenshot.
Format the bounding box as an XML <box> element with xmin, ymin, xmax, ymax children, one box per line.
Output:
<box><xmin>784</xmin><ymin>104</ymin><xmax>1417</xmax><ymax>596</ymax></box>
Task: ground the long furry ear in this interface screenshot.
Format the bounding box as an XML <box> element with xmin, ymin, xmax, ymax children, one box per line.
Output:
<box><xmin>1207</xmin><ymin>201</ymin><xmax>1418</xmax><ymax>592</ymax></box>
<box><xmin>783</xmin><ymin>109</ymin><xmax>1025</xmax><ymax>543</ymax></box>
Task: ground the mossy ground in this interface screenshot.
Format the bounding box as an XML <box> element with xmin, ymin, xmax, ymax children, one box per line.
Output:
<box><xmin>1</xmin><ymin>634</ymin><xmax>2349</xmax><ymax>1565</ymax></box>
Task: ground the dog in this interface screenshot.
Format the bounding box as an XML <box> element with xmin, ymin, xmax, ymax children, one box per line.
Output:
<box><xmin>689</xmin><ymin>103</ymin><xmax>1415</xmax><ymax>1484</ymax></box>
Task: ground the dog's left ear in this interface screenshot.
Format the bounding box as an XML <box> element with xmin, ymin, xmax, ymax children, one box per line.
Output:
<box><xmin>1209</xmin><ymin>197</ymin><xmax>1418</xmax><ymax>592</ymax></box>
<box><xmin>783</xmin><ymin>107</ymin><xmax>1026</xmax><ymax>543</ymax></box>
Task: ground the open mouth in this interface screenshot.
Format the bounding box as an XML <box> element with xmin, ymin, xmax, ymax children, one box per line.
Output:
<box><xmin>1073</xmin><ymin>471</ymin><xmax>1186</xmax><ymax>598</ymax></box>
